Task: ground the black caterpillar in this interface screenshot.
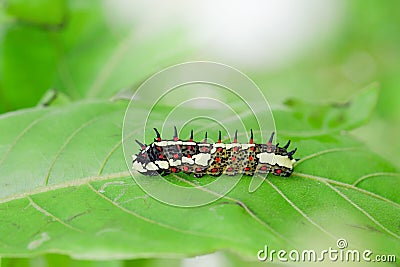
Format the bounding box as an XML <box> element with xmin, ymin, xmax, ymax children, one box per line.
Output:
<box><xmin>132</xmin><ymin>127</ymin><xmax>297</xmax><ymax>178</ymax></box>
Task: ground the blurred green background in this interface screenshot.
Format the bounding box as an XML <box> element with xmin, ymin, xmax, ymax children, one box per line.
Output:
<box><xmin>1</xmin><ymin>0</ymin><xmax>399</xmax><ymax>265</ymax></box>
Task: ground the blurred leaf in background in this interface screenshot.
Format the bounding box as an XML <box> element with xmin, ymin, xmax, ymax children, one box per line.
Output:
<box><xmin>0</xmin><ymin>0</ymin><xmax>192</xmax><ymax>112</ymax></box>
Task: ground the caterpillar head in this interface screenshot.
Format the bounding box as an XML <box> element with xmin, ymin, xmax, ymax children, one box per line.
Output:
<box><xmin>132</xmin><ymin>140</ymin><xmax>159</xmax><ymax>175</ymax></box>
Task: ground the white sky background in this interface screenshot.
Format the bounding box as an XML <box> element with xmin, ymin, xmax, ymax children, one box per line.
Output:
<box><xmin>103</xmin><ymin>0</ymin><xmax>344</xmax><ymax>71</ymax></box>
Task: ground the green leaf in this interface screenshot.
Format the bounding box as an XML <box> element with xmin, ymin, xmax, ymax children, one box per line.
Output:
<box><xmin>275</xmin><ymin>83</ymin><xmax>379</xmax><ymax>137</ymax></box>
<box><xmin>0</xmin><ymin>25</ymin><xmax>59</xmax><ymax>112</ymax></box>
<box><xmin>0</xmin><ymin>93</ymin><xmax>399</xmax><ymax>263</ymax></box>
<box><xmin>51</xmin><ymin>0</ymin><xmax>193</xmax><ymax>100</ymax></box>
<box><xmin>4</xmin><ymin>0</ymin><xmax>66</xmax><ymax>26</ymax></box>
<box><xmin>0</xmin><ymin>0</ymin><xmax>192</xmax><ymax>113</ymax></box>
<box><xmin>1</xmin><ymin>254</ymin><xmax>181</xmax><ymax>267</ymax></box>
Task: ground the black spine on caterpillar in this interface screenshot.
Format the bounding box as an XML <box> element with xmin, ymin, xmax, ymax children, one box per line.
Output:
<box><xmin>132</xmin><ymin>127</ymin><xmax>297</xmax><ymax>178</ymax></box>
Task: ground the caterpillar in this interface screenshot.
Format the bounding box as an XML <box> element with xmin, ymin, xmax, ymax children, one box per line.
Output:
<box><xmin>132</xmin><ymin>127</ymin><xmax>297</xmax><ymax>178</ymax></box>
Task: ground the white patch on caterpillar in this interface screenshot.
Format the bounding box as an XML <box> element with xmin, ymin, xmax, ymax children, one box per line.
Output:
<box><xmin>146</xmin><ymin>162</ymin><xmax>159</xmax><ymax>170</ymax></box>
<box><xmin>192</xmin><ymin>153</ymin><xmax>211</xmax><ymax>166</ymax></box>
<box><xmin>182</xmin><ymin>156</ymin><xmax>194</xmax><ymax>164</ymax></box>
<box><xmin>275</xmin><ymin>155</ymin><xmax>294</xmax><ymax>168</ymax></box>
<box><xmin>257</xmin><ymin>152</ymin><xmax>274</xmax><ymax>164</ymax></box>
<box><xmin>154</xmin><ymin>141</ymin><xmax>197</xmax><ymax>146</ymax></box>
<box><xmin>155</xmin><ymin>160</ymin><xmax>169</xmax><ymax>169</ymax></box>
<box><xmin>210</xmin><ymin>146</ymin><xmax>216</xmax><ymax>154</ymax></box>
<box><xmin>182</xmin><ymin>141</ymin><xmax>197</xmax><ymax>145</ymax></box>
<box><xmin>154</xmin><ymin>141</ymin><xmax>169</xmax><ymax>146</ymax></box>
<box><xmin>169</xmin><ymin>159</ymin><xmax>182</xmax><ymax>166</ymax></box>
<box><xmin>257</xmin><ymin>153</ymin><xmax>293</xmax><ymax>168</ymax></box>
<box><xmin>133</xmin><ymin>161</ymin><xmax>147</xmax><ymax>172</ymax></box>
<box><xmin>132</xmin><ymin>154</ymin><xmax>137</xmax><ymax>161</ymax></box>
<box><xmin>168</xmin><ymin>141</ymin><xmax>182</xmax><ymax>145</ymax></box>
<box><xmin>241</xmin><ymin>144</ymin><xmax>255</xmax><ymax>149</ymax></box>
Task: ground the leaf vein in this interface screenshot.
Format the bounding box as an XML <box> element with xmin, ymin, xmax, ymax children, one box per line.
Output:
<box><xmin>44</xmin><ymin>117</ymin><xmax>100</xmax><ymax>185</ymax></box>
<box><xmin>0</xmin><ymin>114</ymin><xmax>48</xmax><ymax>168</ymax></box>
<box><xmin>171</xmin><ymin>174</ymin><xmax>291</xmax><ymax>244</ymax></box>
<box><xmin>86</xmin><ymin>182</ymin><xmax>237</xmax><ymax>242</ymax></box>
<box><xmin>263</xmin><ymin>178</ymin><xmax>337</xmax><ymax>240</ymax></box>
<box><xmin>352</xmin><ymin>172</ymin><xmax>400</xmax><ymax>186</ymax></box>
<box><xmin>324</xmin><ymin>182</ymin><xmax>400</xmax><ymax>239</ymax></box>
<box><xmin>98</xmin><ymin>130</ymin><xmax>138</xmax><ymax>175</ymax></box>
<box><xmin>294</xmin><ymin>147</ymin><xmax>361</xmax><ymax>167</ymax></box>
<box><xmin>0</xmin><ymin>171</ymin><xmax>131</xmax><ymax>205</ymax></box>
<box><xmin>97</xmin><ymin>140</ymin><xmax>123</xmax><ymax>175</ymax></box>
<box><xmin>293</xmin><ymin>172</ymin><xmax>400</xmax><ymax>209</ymax></box>
<box><xmin>27</xmin><ymin>196</ymin><xmax>83</xmax><ymax>233</ymax></box>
